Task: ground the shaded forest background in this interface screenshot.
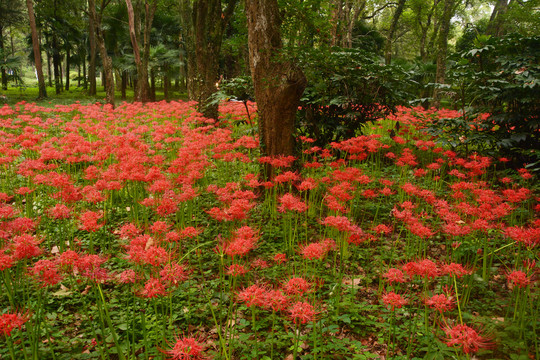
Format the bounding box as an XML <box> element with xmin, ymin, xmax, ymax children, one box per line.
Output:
<box><xmin>1</xmin><ymin>0</ymin><xmax>539</xmax><ymax>167</ymax></box>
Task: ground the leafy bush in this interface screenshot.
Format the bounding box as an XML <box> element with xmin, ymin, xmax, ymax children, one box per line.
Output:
<box><xmin>296</xmin><ymin>47</ymin><xmax>413</xmax><ymax>146</ymax></box>
<box><xmin>427</xmin><ymin>34</ymin><xmax>540</xmax><ymax>166</ymax></box>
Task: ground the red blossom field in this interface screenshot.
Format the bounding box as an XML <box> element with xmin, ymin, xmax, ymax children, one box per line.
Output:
<box><xmin>0</xmin><ymin>100</ymin><xmax>538</xmax><ymax>359</ymax></box>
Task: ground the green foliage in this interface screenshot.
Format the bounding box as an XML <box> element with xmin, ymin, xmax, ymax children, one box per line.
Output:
<box><xmin>296</xmin><ymin>47</ymin><xmax>413</xmax><ymax>146</ymax></box>
<box><xmin>426</xmin><ymin>33</ymin><xmax>540</xmax><ymax>164</ymax></box>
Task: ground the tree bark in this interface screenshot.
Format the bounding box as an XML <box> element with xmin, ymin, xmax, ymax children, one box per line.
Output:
<box><xmin>88</xmin><ymin>0</ymin><xmax>115</xmax><ymax>106</ymax></box>
<box><xmin>486</xmin><ymin>0</ymin><xmax>509</xmax><ymax>37</ymax></box>
<box><xmin>121</xmin><ymin>70</ymin><xmax>127</xmax><ymax>100</ymax></box>
<box><xmin>431</xmin><ymin>0</ymin><xmax>455</xmax><ymax>108</ymax></box>
<box><xmin>0</xmin><ymin>26</ymin><xmax>7</xmax><ymax>90</ymax></box>
<box><xmin>65</xmin><ymin>47</ymin><xmax>70</xmax><ymax>91</ymax></box>
<box><xmin>384</xmin><ymin>0</ymin><xmax>407</xmax><ymax>65</ymax></box>
<box><xmin>125</xmin><ymin>0</ymin><xmax>156</xmax><ymax>102</ymax></box>
<box><xmin>180</xmin><ymin>0</ymin><xmax>237</xmax><ymax>119</ymax></box>
<box><xmin>88</xmin><ymin>4</ymin><xmax>97</xmax><ymax>95</ymax></box>
<box><xmin>26</xmin><ymin>0</ymin><xmax>47</xmax><ymax>99</ymax></box>
<box><xmin>245</xmin><ymin>0</ymin><xmax>307</xmax><ymax>180</ymax></box>
<box><xmin>418</xmin><ymin>0</ymin><xmax>437</xmax><ymax>61</ymax></box>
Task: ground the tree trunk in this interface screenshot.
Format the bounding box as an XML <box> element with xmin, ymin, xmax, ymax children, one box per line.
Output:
<box><xmin>82</xmin><ymin>55</ymin><xmax>87</xmax><ymax>89</ymax></box>
<box><xmin>125</xmin><ymin>0</ymin><xmax>155</xmax><ymax>102</ymax></box>
<box><xmin>384</xmin><ymin>0</ymin><xmax>407</xmax><ymax>65</ymax></box>
<box><xmin>88</xmin><ymin>0</ymin><xmax>115</xmax><ymax>106</ymax></box>
<box><xmin>431</xmin><ymin>0</ymin><xmax>454</xmax><ymax>108</ymax></box>
<box><xmin>330</xmin><ymin>0</ymin><xmax>344</xmax><ymax>47</ymax></box>
<box><xmin>180</xmin><ymin>0</ymin><xmax>236</xmax><ymax>118</ymax></box>
<box><xmin>65</xmin><ymin>47</ymin><xmax>70</xmax><ymax>91</ymax></box>
<box><xmin>245</xmin><ymin>0</ymin><xmax>307</xmax><ymax>180</ymax></box>
<box><xmin>121</xmin><ymin>70</ymin><xmax>127</xmax><ymax>100</ymax></box>
<box><xmin>0</xmin><ymin>26</ymin><xmax>7</xmax><ymax>90</ymax></box>
<box><xmin>46</xmin><ymin>49</ymin><xmax>53</xmax><ymax>87</ymax></box>
<box><xmin>26</xmin><ymin>0</ymin><xmax>47</xmax><ymax>99</ymax></box>
<box><xmin>150</xmin><ymin>68</ymin><xmax>156</xmax><ymax>101</ymax></box>
<box><xmin>88</xmin><ymin>6</ymin><xmax>97</xmax><ymax>95</ymax></box>
<box><xmin>486</xmin><ymin>0</ymin><xmax>509</xmax><ymax>37</ymax></box>
<box><xmin>52</xmin><ymin>35</ymin><xmax>62</xmax><ymax>94</ymax></box>
<box><xmin>193</xmin><ymin>0</ymin><xmax>222</xmax><ymax>118</ymax></box>
<box><xmin>163</xmin><ymin>72</ymin><xmax>169</xmax><ymax>100</ymax></box>
<box><xmin>418</xmin><ymin>0</ymin><xmax>437</xmax><ymax>61</ymax></box>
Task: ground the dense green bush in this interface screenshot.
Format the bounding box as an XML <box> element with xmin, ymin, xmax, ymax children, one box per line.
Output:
<box><xmin>427</xmin><ymin>34</ymin><xmax>540</xmax><ymax>167</ymax></box>
<box><xmin>296</xmin><ymin>47</ymin><xmax>413</xmax><ymax>146</ymax></box>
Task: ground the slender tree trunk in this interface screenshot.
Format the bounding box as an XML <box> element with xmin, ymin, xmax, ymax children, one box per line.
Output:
<box><xmin>125</xmin><ymin>0</ymin><xmax>155</xmax><ymax>102</ymax></box>
<box><xmin>52</xmin><ymin>35</ymin><xmax>62</xmax><ymax>94</ymax></box>
<box><xmin>121</xmin><ymin>70</ymin><xmax>127</xmax><ymax>100</ymax></box>
<box><xmin>487</xmin><ymin>0</ymin><xmax>509</xmax><ymax>36</ymax></box>
<box><xmin>163</xmin><ymin>72</ymin><xmax>169</xmax><ymax>100</ymax></box>
<box><xmin>193</xmin><ymin>0</ymin><xmax>222</xmax><ymax>118</ymax></box>
<box><xmin>65</xmin><ymin>47</ymin><xmax>70</xmax><ymax>91</ymax></box>
<box><xmin>88</xmin><ymin>0</ymin><xmax>115</xmax><ymax>106</ymax></box>
<box><xmin>245</xmin><ymin>0</ymin><xmax>307</xmax><ymax>180</ymax></box>
<box><xmin>150</xmin><ymin>68</ymin><xmax>156</xmax><ymax>101</ymax></box>
<box><xmin>418</xmin><ymin>0</ymin><xmax>437</xmax><ymax>61</ymax></box>
<box><xmin>432</xmin><ymin>0</ymin><xmax>455</xmax><ymax>107</ymax></box>
<box><xmin>46</xmin><ymin>50</ymin><xmax>53</xmax><ymax>87</ymax></box>
<box><xmin>180</xmin><ymin>0</ymin><xmax>237</xmax><ymax>118</ymax></box>
<box><xmin>88</xmin><ymin>6</ymin><xmax>97</xmax><ymax>95</ymax></box>
<box><xmin>0</xmin><ymin>27</ymin><xmax>7</xmax><ymax>90</ymax></box>
<box><xmin>82</xmin><ymin>55</ymin><xmax>87</xmax><ymax>89</ymax></box>
<box><xmin>178</xmin><ymin>5</ymin><xmax>194</xmax><ymax>97</ymax></box>
<box><xmin>26</xmin><ymin>0</ymin><xmax>47</xmax><ymax>98</ymax></box>
<box><xmin>330</xmin><ymin>0</ymin><xmax>344</xmax><ymax>47</ymax></box>
<box><xmin>385</xmin><ymin>0</ymin><xmax>407</xmax><ymax>65</ymax></box>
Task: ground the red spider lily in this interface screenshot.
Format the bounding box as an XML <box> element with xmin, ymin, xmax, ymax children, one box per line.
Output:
<box><xmin>161</xmin><ymin>335</ymin><xmax>207</xmax><ymax>360</ymax></box>
<box><xmin>79</xmin><ymin>211</ymin><xmax>104</xmax><ymax>232</ymax></box>
<box><xmin>160</xmin><ymin>263</ymin><xmax>189</xmax><ymax>287</ymax></box>
<box><xmin>116</xmin><ymin>269</ymin><xmax>139</xmax><ymax>284</ymax></box>
<box><xmin>278</xmin><ymin>193</ymin><xmax>308</xmax><ymax>213</ymax></box>
<box><xmin>46</xmin><ymin>204</ymin><xmax>72</xmax><ymax>220</ymax></box>
<box><xmin>283</xmin><ymin>277</ymin><xmax>311</xmax><ymax>296</ymax></box>
<box><xmin>227</xmin><ymin>264</ymin><xmax>248</xmax><ymax>277</ymax></box>
<box><xmin>504</xmin><ymin>226</ymin><xmax>540</xmax><ymax>248</ymax></box>
<box><xmin>425</xmin><ymin>294</ymin><xmax>455</xmax><ymax>313</ymax></box>
<box><xmin>77</xmin><ymin>254</ymin><xmax>109</xmax><ymax>282</ymax></box>
<box><xmin>237</xmin><ymin>284</ymin><xmax>267</xmax><ymax>308</ymax></box>
<box><xmin>382</xmin><ymin>268</ymin><xmax>406</xmax><ymax>284</ymax></box>
<box><xmin>179</xmin><ymin>226</ymin><xmax>202</xmax><ymax>239</ymax></box>
<box><xmin>0</xmin><ymin>311</ymin><xmax>30</xmax><ymax>337</ymax></box>
<box><xmin>382</xmin><ymin>291</ymin><xmax>408</xmax><ymax>311</ymax></box>
<box><xmin>518</xmin><ymin>168</ymin><xmax>533</xmax><ymax>180</ymax></box>
<box><xmin>258</xmin><ymin>155</ymin><xmax>296</xmax><ymax>168</ymax></box>
<box><xmin>506</xmin><ymin>270</ymin><xmax>532</xmax><ymax>289</ymax></box>
<box><xmin>297</xmin><ymin>178</ymin><xmax>318</xmax><ymax>191</ymax></box>
<box><xmin>322</xmin><ymin>215</ymin><xmax>354</xmax><ymax>232</ymax></box>
<box><xmin>273</xmin><ymin>253</ymin><xmax>287</xmax><ymax>264</ymax></box>
<box><xmin>140</xmin><ymin>277</ymin><xmax>168</xmax><ymax>298</ymax></box>
<box><xmin>442</xmin><ymin>323</ymin><xmax>493</xmax><ymax>354</ymax></box>
<box><xmin>328</xmin><ymin>182</ymin><xmax>355</xmax><ymax>202</ymax></box>
<box><xmin>263</xmin><ymin>289</ymin><xmax>289</xmax><ymax>312</ymax></box>
<box><xmin>300</xmin><ymin>241</ymin><xmax>328</xmax><ymax>261</ymax></box>
<box><xmin>150</xmin><ymin>221</ymin><xmax>170</xmax><ymax>235</ymax></box>
<box><xmin>440</xmin><ymin>262</ymin><xmax>472</xmax><ymax>278</ymax></box>
<box><xmin>0</xmin><ymin>250</ymin><xmax>14</xmax><ymax>271</ymax></box>
<box><xmin>403</xmin><ymin>259</ymin><xmax>440</xmax><ymax>279</ymax></box>
<box><xmin>289</xmin><ymin>301</ymin><xmax>318</xmax><ymax>325</ymax></box>
<box><xmin>29</xmin><ymin>259</ymin><xmax>62</xmax><ymax>287</ymax></box>
<box><xmin>7</xmin><ymin>217</ymin><xmax>39</xmax><ymax>234</ymax></box>
<box><xmin>222</xmin><ymin>226</ymin><xmax>259</xmax><ymax>258</ymax></box>
<box><xmin>11</xmin><ymin>234</ymin><xmax>43</xmax><ymax>260</ymax></box>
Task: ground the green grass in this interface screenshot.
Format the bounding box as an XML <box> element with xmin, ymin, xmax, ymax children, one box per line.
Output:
<box><xmin>1</xmin><ymin>67</ymin><xmax>188</xmax><ymax>106</ymax></box>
